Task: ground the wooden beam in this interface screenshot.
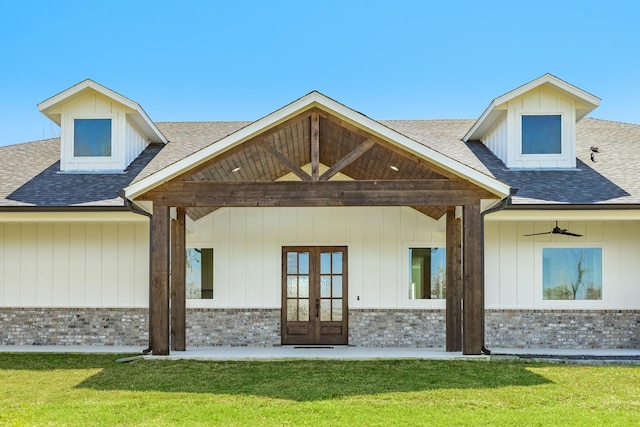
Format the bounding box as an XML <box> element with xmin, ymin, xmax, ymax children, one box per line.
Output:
<box><xmin>171</xmin><ymin>207</ymin><xmax>186</xmax><ymax>352</ymax></box>
<box><xmin>462</xmin><ymin>203</ymin><xmax>483</xmax><ymax>355</ymax></box>
<box><xmin>172</xmin><ymin>112</ymin><xmax>313</xmax><ymax>182</ymax></box>
<box><xmin>257</xmin><ymin>142</ymin><xmax>311</xmax><ymax>182</ymax></box>
<box><xmin>315</xmin><ymin>110</ymin><xmax>461</xmax><ymax>180</ymax></box>
<box><xmin>140</xmin><ymin>180</ymin><xmax>497</xmax><ymax>207</ymax></box>
<box><xmin>319</xmin><ymin>139</ymin><xmax>376</xmax><ymax>181</ymax></box>
<box><xmin>311</xmin><ymin>113</ymin><xmax>320</xmax><ymax>181</ymax></box>
<box><xmin>446</xmin><ymin>207</ymin><xmax>462</xmax><ymax>352</ymax></box>
<box><xmin>150</xmin><ymin>205</ymin><xmax>170</xmax><ymax>356</ymax></box>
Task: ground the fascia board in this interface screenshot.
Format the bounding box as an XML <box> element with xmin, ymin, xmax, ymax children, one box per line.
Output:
<box><xmin>463</xmin><ymin>74</ymin><xmax>601</xmax><ymax>142</ymax></box>
<box><xmin>486</xmin><ymin>208</ymin><xmax>640</xmax><ymax>222</ymax></box>
<box><xmin>0</xmin><ymin>211</ymin><xmax>148</xmax><ymax>223</ymax></box>
<box><xmin>124</xmin><ymin>92</ymin><xmax>324</xmax><ymax>199</ymax></box>
<box><xmin>315</xmin><ymin>94</ymin><xmax>512</xmax><ymax>197</ymax></box>
<box><xmin>38</xmin><ymin>79</ymin><xmax>167</xmax><ymax>144</ymax></box>
<box><xmin>463</xmin><ymin>100</ymin><xmax>498</xmax><ymax>142</ymax></box>
<box><xmin>125</xmin><ymin>91</ymin><xmax>511</xmax><ymax>200</ymax></box>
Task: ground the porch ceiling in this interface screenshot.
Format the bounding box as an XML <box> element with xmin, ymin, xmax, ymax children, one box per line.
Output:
<box><xmin>140</xmin><ymin>108</ymin><xmax>493</xmax><ymax>221</ymax></box>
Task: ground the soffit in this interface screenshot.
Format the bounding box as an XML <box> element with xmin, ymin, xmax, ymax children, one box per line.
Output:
<box><xmin>164</xmin><ymin>109</ymin><xmax>473</xmax><ymax>221</ymax></box>
<box><xmin>464</xmin><ymin>73</ymin><xmax>601</xmax><ymax>142</ymax></box>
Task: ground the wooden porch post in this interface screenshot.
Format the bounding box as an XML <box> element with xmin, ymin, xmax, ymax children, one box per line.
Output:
<box><xmin>171</xmin><ymin>207</ymin><xmax>186</xmax><ymax>351</ymax></box>
<box><xmin>150</xmin><ymin>204</ymin><xmax>170</xmax><ymax>355</ymax></box>
<box><xmin>446</xmin><ymin>207</ymin><xmax>462</xmax><ymax>352</ymax></box>
<box><xmin>462</xmin><ymin>203</ymin><xmax>484</xmax><ymax>355</ymax></box>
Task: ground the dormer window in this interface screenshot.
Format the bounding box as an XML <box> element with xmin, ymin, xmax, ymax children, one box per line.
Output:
<box><xmin>521</xmin><ymin>115</ymin><xmax>561</xmax><ymax>155</ymax></box>
<box><xmin>463</xmin><ymin>74</ymin><xmax>600</xmax><ymax>170</ymax></box>
<box><xmin>38</xmin><ymin>79</ymin><xmax>167</xmax><ymax>172</ymax></box>
<box><xmin>73</xmin><ymin>118</ymin><xmax>112</xmax><ymax>157</ymax></box>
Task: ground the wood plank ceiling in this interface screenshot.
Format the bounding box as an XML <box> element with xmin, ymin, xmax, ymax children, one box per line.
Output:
<box><xmin>162</xmin><ymin>108</ymin><xmax>473</xmax><ymax>220</ymax></box>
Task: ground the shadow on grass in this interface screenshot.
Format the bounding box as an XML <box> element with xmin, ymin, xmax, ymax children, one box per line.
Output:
<box><xmin>0</xmin><ymin>354</ymin><xmax>552</xmax><ymax>401</ymax></box>
<box><xmin>73</xmin><ymin>358</ymin><xmax>551</xmax><ymax>401</ymax></box>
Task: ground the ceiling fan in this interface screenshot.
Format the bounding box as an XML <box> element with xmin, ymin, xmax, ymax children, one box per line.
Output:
<box><xmin>524</xmin><ymin>221</ymin><xmax>582</xmax><ymax>237</ymax></box>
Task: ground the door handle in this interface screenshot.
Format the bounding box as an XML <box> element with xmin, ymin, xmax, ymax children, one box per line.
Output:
<box><xmin>315</xmin><ymin>298</ymin><xmax>320</xmax><ymax>318</ymax></box>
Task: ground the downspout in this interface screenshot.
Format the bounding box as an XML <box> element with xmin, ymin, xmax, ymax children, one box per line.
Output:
<box><xmin>121</xmin><ymin>194</ymin><xmax>154</xmax><ymax>355</ymax></box>
<box><xmin>479</xmin><ymin>187</ymin><xmax>518</xmax><ymax>355</ymax></box>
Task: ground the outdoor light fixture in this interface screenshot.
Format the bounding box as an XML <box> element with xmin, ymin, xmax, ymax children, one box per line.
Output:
<box><xmin>390</xmin><ymin>165</ymin><xmax>399</xmax><ymax>172</ymax></box>
<box><xmin>232</xmin><ymin>166</ymin><xmax>241</xmax><ymax>173</ymax></box>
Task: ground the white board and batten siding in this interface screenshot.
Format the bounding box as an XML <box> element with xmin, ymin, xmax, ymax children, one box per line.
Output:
<box><xmin>125</xmin><ymin>119</ymin><xmax>149</xmax><ymax>167</ymax></box>
<box><xmin>0</xmin><ymin>216</ymin><xmax>149</xmax><ymax>308</ymax></box>
<box><xmin>484</xmin><ymin>220</ymin><xmax>640</xmax><ymax>310</ymax></box>
<box><xmin>186</xmin><ymin>206</ymin><xmax>447</xmax><ymax>310</ymax></box>
<box><xmin>483</xmin><ymin>87</ymin><xmax>577</xmax><ymax>169</ymax></box>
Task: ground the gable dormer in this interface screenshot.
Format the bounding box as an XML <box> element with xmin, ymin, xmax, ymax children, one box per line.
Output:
<box><xmin>38</xmin><ymin>79</ymin><xmax>167</xmax><ymax>172</ymax></box>
<box><xmin>463</xmin><ymin>74</ymin><xmax>600</xmax><ymax>169</ymax></box>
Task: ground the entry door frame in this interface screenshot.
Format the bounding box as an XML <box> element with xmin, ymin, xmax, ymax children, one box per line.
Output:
<box><xmin>281</xmin><ymin>246</ymin><xmax>348</xmax><ymax>345</ymax></box>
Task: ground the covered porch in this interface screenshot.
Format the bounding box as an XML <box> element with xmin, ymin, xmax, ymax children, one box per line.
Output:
<box><xmin>126</xmin><ymin>93</ymin><xmax>509</xmax><ymax>355</ymax></box>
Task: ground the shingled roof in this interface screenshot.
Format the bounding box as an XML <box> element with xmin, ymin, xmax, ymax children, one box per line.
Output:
<box><xmin>1</xmin><ymin>118</ymin><xmax>639</xmax><ymax>210</ymax></box>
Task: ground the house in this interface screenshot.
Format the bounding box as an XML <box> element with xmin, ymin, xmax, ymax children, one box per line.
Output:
<box><xmin>1</xmin><ymin>74</ymin><xmax>639</xmax><ymax>355</ymax></box>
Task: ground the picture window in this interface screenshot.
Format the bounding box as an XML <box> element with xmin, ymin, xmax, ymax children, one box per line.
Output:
<box><xmin>542</xmin><ymin>248</ymin><xmax>602</xmax><ymax>300</ymax></box>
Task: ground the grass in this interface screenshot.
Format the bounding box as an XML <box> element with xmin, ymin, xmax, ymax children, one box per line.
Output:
<box><xmin>0</xmin><ymin>354</ymin><xmax>639</xmax><ymax>426</ymax></box>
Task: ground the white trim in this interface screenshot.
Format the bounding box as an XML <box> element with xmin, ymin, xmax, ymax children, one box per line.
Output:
<box><xmin>0</xmin><ymin>212</ymin><xmax>148</xmax><ymax>223</ymax></box>
<box><xmin>485</xmin><ymin>210</ymin><xmax>640</xmax><ymax>222</ymax></box>
<box><xmin>515</xmin><ymin>112</ymin><xmax>565</xmax><ymax>161</ymax></box>
<box><xmin>534</xmin><ymin>243</ymin><xmax>605</xmax><ymax>309</ymax></box>
<box><xmin>464</xmin><ymin>73</ymin><xmax>600</xmax><ymax>142</ymax></box>
<box><xmin>69</xmin><ymin>114</ymin><xmax>116</xmax><ymax>161</ymax></box>
<box><xmin>124</xmin><ymin>91</ymin><xmax>511</xmax><ymax>200</ymax></box>
<box><xmin>38</xmin><ymin>79</ymin><xmax>167</xmax><ymax>144</ymax></box>
<box><xmin>400</xmin><ymin>242</ymin><xmax>447</xmax><ymax>309</ymax></box>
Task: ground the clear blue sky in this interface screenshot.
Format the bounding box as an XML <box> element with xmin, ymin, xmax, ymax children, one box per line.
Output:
<box><xmin>0</xmin><ymin>0</ymin><xmax>638</xmax><ymax>146</ymax></box>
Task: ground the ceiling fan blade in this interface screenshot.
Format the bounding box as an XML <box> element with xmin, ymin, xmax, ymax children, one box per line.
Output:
<box><xmin>523</xmin><ymin>231</ymin><xmax>553</xmax><ymax>236</ymax></box>
<box><xmin>559</xmin><ymin>231</ymin><xmax>583</xmax><ymax>237</ymax></box>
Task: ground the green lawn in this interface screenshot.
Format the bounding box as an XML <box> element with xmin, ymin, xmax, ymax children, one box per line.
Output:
<box><xmin>0</xmin><ymin>354</ymin><xmax>639</xmax><ymax>426</ymax></box>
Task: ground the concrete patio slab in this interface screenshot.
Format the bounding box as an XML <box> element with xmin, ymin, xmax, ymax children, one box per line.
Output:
<box><xmin>1</xmin><ymin>345</ymin><xmax>639</xmax><ymax>363</ymax></box>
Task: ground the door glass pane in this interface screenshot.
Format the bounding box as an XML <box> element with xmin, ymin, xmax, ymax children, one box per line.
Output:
<box><xmin>320</xmin><ymin>252</ymin><xmax>331</xmax><ymax>274</ymax></box>
<box><xmin>332</xmin><ymin>252</ymin><xmax>342</xmax><ymax>274</ymax></box>
<box><xmin>332</xmin><ymin>276</ymin><xmax>342</xmax><ymax>298</ymax></box>
<box><xmin>287</xmin><ymin>276</ymin><xmax>297</xmax><ymax>297</ymax></box>
<box><xmin>320</xmin><ymin>276</ymin><xmax>331</xmax><ymax>298</ymax></box>
<box><xmin>332</xmin><ymin>299</ymin><xmax>342</xmax><ymax>321</ymax></box>
<box><xmin>287</xmin><ymin>299</ymin><xmax>298</xmax><ymax>321</ymax></box>
<box><xmin>299</xmin><ymin>275</ymin><xmax>309</xmax><ymax>298</ymax></box>
<box><xmin>299</xmin><ymin>252</ymin><xmax>309</xmax><ymax>274</ymax></box>
<box><xmin>320</xmin><ymin>299</ymin><xmax>331</xmax><ymax>321</ymax></box>
<box><xmin>287</xmin><ymin>253</ymin><xmax>297</xmax><ymax>274</ymax></box>
<box><xmin>299</xmin><ymin>299</ymin><xmax>309</xmax><ymax>321</ymax></box>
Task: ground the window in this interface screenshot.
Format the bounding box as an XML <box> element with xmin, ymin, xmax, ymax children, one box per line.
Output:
<box><xmin>409</xmin><ymin>247</ymin><xmax>446</xmax><ymax>299</ymax></box>
<box><xmin>521</xmin><ymin>115</ymin><xmax>561</xmax><ymax>154</ymax></box>
<box><xmin>542</xmin><ymin>248</ymin><xmax>602</xmax><ymax>300</ymax></box>
<box><xmin>186</xmin><ymin>248</ymin><xmax>213</xmax><ymax>299</ymax></box>
<box><xmin>73</xmin><ymin>118</ymin><xmax>112</xmax><ymax>157</ymax></box>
